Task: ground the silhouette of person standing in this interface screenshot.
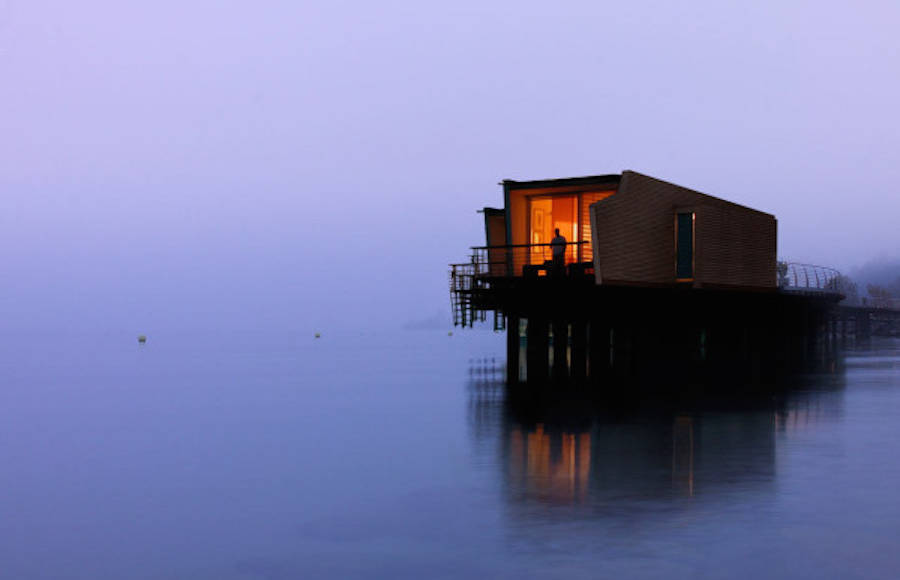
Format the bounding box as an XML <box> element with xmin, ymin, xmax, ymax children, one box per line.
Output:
<box><xmin>550</xmin><ymin>227</ymin><xmax>567</xmax><ymax>274</ymax></box>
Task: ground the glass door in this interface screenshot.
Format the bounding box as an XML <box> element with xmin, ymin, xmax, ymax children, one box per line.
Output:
<box><xmin>528</xmin><ymin>195</ymin><xmax>577</xmax><ymax>266</ymax></box>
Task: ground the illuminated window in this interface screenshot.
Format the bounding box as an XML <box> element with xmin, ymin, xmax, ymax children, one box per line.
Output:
<box><xmin>528</xmin><ymin>195</ymin><xmax>576</xmax><ymax>265</ymax></box>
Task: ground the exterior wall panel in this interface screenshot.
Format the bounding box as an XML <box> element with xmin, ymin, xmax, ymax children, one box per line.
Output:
<box><xmin>591</xmin><ymin>171</ymin><xmax>776</xmax><ymax>289</ymax></box>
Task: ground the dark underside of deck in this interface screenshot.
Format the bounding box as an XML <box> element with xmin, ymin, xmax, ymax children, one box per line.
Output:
<box><xmin>471</xmin><ymin>277</ymin><xmax>838</xmax><ymax>321</ymax></box>
<box><xmin>466</xmin><ymin>278</ymin><xmax>846</xmax><ymax>394</ymax></box>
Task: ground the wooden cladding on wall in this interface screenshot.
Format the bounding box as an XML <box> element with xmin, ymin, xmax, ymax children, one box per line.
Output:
<box><xmin>590</xmin><ymin>171</ymin><xmax>777</xmax><ymax>289</ymax></box>
<box><xmin>579</xmin><ymin>191</ymin><xmax>616</xmax><ymax>263</ymax></box>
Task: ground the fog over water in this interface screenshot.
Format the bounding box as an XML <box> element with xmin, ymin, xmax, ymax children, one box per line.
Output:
<box><xmin>2</xmin><ymin>331</ymin><xmax>900</xmax><ymax>578</ymax></box>
<box><xmin>2</xmin><ymin>1</ymin><xmax>900</xmax><ymax>334</ymax></box>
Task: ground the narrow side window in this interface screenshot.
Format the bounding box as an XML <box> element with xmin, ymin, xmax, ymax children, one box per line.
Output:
<box><xmin>676</xmin><ymin>212</ymin><xmax>694</xmax><ymax>280</ymax></box>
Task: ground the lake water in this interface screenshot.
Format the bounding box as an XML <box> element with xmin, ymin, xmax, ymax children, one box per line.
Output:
<box><xmin>1</xmin><ymin>330</ymin><xmax>899</xmax><ymax>579</ymax></box>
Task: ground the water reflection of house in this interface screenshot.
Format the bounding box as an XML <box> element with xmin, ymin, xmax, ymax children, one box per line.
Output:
<box><xmin>503</xmin><ymin>409</ymin><xmax>776</xmax><ymax>507</ymax></box>
<box><xmin>775</xmin><ymin>385</ymin><xmax>845</xmax><ymax>434</ymax></box>
<box><xmin>508</xmin><ymin>425</ymin><xmax>592</xmax><ymax>504</ymax></box>
<box><xmin>464</xmin><ymin>354</ymin><xmax>848</xmax><ymax>518</ymax></box>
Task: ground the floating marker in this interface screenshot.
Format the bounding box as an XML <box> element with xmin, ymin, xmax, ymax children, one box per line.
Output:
<box><xmin>138</xmin><ymin>335</ymin><xmax>147</xmax><ymax>344</ymax></box>
<box><xmin>314</xmin><ymin>332</ymin><xmax>321</xmax><ymax>339</ymax></box>
<box><xmin>448</xmin><ymin>331</ymin><xmax>453</xmax><ymax>336</ymax></box>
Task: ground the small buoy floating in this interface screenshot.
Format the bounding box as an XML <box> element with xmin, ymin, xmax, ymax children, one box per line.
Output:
<box><xmin>137</xmin><ymin>335</ymin><xmax>147</xmax><ymax>344</ymax></box>
<box><xmin>314</xmin><ymin>332</ymin><xmax>321</xmax><ymax>339</ymax></box>
<box><xmin>448</xmin><ymin>331</ymin><xmax>453</xmax><ymax>337</ymax></box>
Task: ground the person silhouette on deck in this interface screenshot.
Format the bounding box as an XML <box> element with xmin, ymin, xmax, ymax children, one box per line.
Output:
<box><xmin>550</xmin><ymin>228</ymin><xmax>567</xmax><ymax>275</ymax></box>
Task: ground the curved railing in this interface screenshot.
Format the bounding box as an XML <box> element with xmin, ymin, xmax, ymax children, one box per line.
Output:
<box><xmin>778</xmin><ymin>262</ymin><xmax>844</xmax><ymax>296</ymax></box>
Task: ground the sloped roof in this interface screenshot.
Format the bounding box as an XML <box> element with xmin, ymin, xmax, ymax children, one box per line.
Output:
<box><xmin>620</xmin><ymin>171</ymin><xmax>775</xmax><ymax>218</ymax></box>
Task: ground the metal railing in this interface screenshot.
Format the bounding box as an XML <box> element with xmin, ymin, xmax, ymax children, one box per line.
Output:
<box><xmin>777</xmin><ymin>262</ymin><xmax>844</xmax><ymax>296</ymax></box>
<box><xmin>450</xmin><ymin>262</ymin><xmax>477</xmax><ymax>327</ymax></box>
<box><xmin>450</xmin><ymin>261</ymin><xmax>498</xmax><ymax>328</ymax></box>
<box><xmin>449</xmin><ymin>242</ymin><xmax>592</xmax><ymax>327</ymax></box>
<box><xmin>469</xmin><ymin>241</ymin><xmax>591</xmax><ymax>278</ymax></box>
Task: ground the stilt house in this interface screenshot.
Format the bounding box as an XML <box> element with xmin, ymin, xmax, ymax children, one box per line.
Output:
<box><xmin>450</xmin><ymin>171</ymin><xmax>851</xmax><ymax>389</ymax></box>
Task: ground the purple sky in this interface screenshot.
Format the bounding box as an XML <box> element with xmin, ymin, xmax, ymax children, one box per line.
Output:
<box><xmin>2</xmin><ymin>1</ymin><xmax>899</xmax><ymax>332</ymax></box>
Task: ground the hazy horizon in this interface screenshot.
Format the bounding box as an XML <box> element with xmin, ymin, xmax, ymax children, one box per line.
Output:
<box><xmin>3</xmin><ymin>1</ymin><xmax>899</xmax><ymax>333</ymax></box>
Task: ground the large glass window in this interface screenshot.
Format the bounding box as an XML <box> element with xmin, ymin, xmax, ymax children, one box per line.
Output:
<box><xmin>508</xmin><ymin>188</ymin><xmax>615</xmax><ymax>275</ymax></box>
<box><xmin>527</xmin><ymin>195</ymin><xmax>577</xmax><ymax>265</ymax></box>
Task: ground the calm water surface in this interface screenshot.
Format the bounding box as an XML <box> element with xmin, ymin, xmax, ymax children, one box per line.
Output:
<box><xmin>1</xmin><ymin>331</ymin><xmax>899</xmax><ymax>579</ymax></box>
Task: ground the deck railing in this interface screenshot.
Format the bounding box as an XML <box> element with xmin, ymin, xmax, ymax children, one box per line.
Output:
<box><xmin>450</xmin><ymin>242</ymin><xmax>590</xmax><ymax>326</ymax></box>
<box><xmin>777</xmin><ymin>262</ymin><xmax>844</xmax><ymax>296</ymax></box>
<box><xmin>470</xmin><ymin>241</ymin><xmax>591</xmax><ymax>278</ymax></box>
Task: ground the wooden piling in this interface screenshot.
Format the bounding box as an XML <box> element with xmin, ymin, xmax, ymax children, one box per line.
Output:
<box><xmin>506</xmin><ymin>315</ymin><xmax>520</xmax><ymax>384</ymax></box>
